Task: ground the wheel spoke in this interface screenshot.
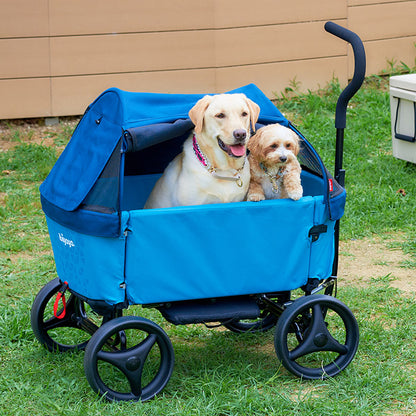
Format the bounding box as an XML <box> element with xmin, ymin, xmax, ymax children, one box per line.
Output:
<box><xmin>43</xmin><ymin>294</ymin><xmax>82</xmax><ymax>330</ymax></box>
<box><xmin>322</xmin><ymin>334</ymin><xmax>349</xmax><ymax>355</ymax></box>
<box><xmin>310</xmin><ymin>303</ymin><xmax>328</xmax><ymax>333</ymax></box>
<box><xmin>310</xmin><ymin>304</ymin><xmax>348</xmax><ymax>354</ymax></box>
<box><xmin>42</xmin><ymin>315</ymin><xmax>73</xmax><ymax>331</ymax></box>
<box><xmin>288</xmin><ymin>303</ymin><xmax>348</xmax><ymax>361</ymax></box>
<box><xmin>96</xmin><ymin>333</ymin><xmax>158</xmax><ymax>398</ymax></box>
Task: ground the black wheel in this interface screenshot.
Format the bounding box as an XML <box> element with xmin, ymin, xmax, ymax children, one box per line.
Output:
<box><xmin>223</xmin><ymin>312</ymin><xmax>278</xmax><ymax>333</ymax></box>
<box><xmin>84</xmin><ymin>316</ymin><xmax>174</xmax><ymax>402</ymax></box>
<box><xmin>31</xmin><ymin>278</ymin><xmax>103</xmax><ymax>352</ymax></box>
<box><xmin>274</xmin><ymin>294</ymin><xmax>359</xmax><ymax>379</ymax></box>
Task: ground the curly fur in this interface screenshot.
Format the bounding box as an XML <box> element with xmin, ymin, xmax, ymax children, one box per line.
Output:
<box><xmin>247</xmin><ymin>124</ymin><xmax>303</xmax><ymax>201</ymax></box>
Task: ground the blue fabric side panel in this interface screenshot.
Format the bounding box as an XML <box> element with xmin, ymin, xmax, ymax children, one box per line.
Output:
<box><xmin>46</xmin><ymin>216</ymin><xmax>127</xmax><ymax>305</ymax></box>
<box><xmin>309</xmin><ymin>199</ymin><xmax>336</xmax><ymax>280</ymax></box>
<box><xmin>124</xmin><ymin>198</ymin><xmax>315</xmax><ymax>304</ymax></box>
<box><xmin>40</xmin><ymin>106</ymin><xmax>123</xmax><ymax>211</ymax></box>
<box><xmin>41</xmin><ymin>195</ymin><xmax>120</xmax><ymax>238</ymax></box>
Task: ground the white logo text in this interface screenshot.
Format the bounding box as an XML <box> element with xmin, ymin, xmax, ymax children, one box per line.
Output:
<box><xmin>58</xmin><ymin>233</ymin><xmax>75</xmax><ymax>248</ymax></box>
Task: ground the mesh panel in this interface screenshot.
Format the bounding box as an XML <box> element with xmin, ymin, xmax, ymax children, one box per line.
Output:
<box><xmin>295</xmin><ymin>130</ymin><xmax>344</xmax><ymax>201</ymax></box>
<box><xmin>81</xmin><ymin>141</ymin><xmax>122</xmax><ymax>213</ymax></box>
<box><xmin>298</xmin><ymin>139</ymin><xmax>324</xmax><ymax>178</ymax></box>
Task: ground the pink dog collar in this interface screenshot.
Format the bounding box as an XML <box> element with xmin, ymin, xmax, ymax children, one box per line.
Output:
<box><xmin>192</xmin><ymin>134</ymin><xmax>208</xmax><ymax>167</ymax></box>
<box><xmin>192</xmin><ymin>134</ymin><xmax>245</xmax><ymax>187</ymax></box>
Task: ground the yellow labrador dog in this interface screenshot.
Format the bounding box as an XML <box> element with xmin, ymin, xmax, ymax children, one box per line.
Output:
<box><xmin>144</xmin><ymin>93</ymin><xmax>260</xmax><ymax>209</ymax></box>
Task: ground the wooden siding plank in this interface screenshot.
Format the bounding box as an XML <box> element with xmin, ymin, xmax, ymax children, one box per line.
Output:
<box><xmin>49</xmin><ymin>0</ymin><xmax>214</xmax><ymax>35</ymax></box>
<box><xmin>349</xmin><ymin>1</ymin><xmax>416</xmax><ymax>41</ymax></box>
<box><xmin>362</xmin><ymin>36</ymin><xmax>416</xmax><ymax>75</ymax></box>
<box><xmin>0</xmin><ymin>78</ymin><xmax>51</xmax><ymax>119</ymax></box>
<box><xmin>50</xmin><ymin>70</ymin><xmax>216</xmax><ymax>116</ymax></box>
<box><xmin>0</xmin><ymin>0</ymin><xmax>48</xmax><ymax>38</ymax></box>
<box><xmin>215</xmin><ymin>21</ymin><xmax>347</xmax><ymax>67</ymax></box>
<box><xmin>50</xmin><ymin>32</ymin><xmax>215</xmax><ymax>76</ymax></box>
<box><xmin>0</xmin><ymin>38</ymin><xmax>50</xmax><ymax>79</ymax></box>
<box><xmin>49</xmin><ymin>0</ymin><xmax>345</xmax><ymax>36</ymax></box>
<box><xmin>214</xmin><ymin>0</ymin><xmax>346</xmax><ymax>27</ymax></box>
<box><xmin>348</xmin><ymin>0</ymin><xmax>409</xmax><ymax>6</ymax></box>
<box><xmin>216</xmin><ymin>56</ymin><xmax>348</xmax><ymax>99</ymax></box>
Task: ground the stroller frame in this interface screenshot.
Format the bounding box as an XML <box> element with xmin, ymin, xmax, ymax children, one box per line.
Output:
<box><xmin>31</xmin><ymin>22</ymin><xmax>366</xmax><ymax>402</ymax></box>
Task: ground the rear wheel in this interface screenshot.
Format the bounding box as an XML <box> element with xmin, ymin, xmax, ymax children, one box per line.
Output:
<box><xmin>274</xmin><ymin>294</ymin><xmax>359</xmax><ymax>379</ymax></box>
<box><xmin>31</xmin><ymin>278</ymin><xmax>104</xmax><ymax>352</ymax></box>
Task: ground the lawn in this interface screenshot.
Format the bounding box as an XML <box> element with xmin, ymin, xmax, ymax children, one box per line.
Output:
<box><xmin>0</xmin><ymin>75</ymin><xmax>415</xmax><ymax>415</ymax></box>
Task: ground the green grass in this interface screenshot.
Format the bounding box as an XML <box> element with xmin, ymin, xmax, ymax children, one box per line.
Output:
<box><xmin>1</xmin><ymin>79</ymin><xmax>416</xmax><ymax>415</ymax></box>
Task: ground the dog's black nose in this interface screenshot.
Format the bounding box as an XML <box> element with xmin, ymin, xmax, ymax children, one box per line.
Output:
<box><xmin>233</xmin><ymin>129</ymin><xmax>247</xmax><ymax>141</ymax></box>
<box><xmin>280</xmin><ymin>156</ymin><xmax>288</xmax><ymax>163</ymax></box>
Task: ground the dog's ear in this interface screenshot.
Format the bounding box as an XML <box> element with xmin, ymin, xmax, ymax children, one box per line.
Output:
<box><xmin>290</xmin><ymin>130</ymin><xmax>301</xmax><ymax>156</ymax></box>
<box><xmin>244</xmin><ymin>97</ymin><xmax>260</xmax><ymax>132</ymax></box>
<box><xmin>247</xmin><ymin>129</ymin><xmax>262</xmax><ymax>156</ymax></box>
<box><xmin>189</xmin><ymin>95</ymin><xmax>214</xmax><ymax>134</ymax></box>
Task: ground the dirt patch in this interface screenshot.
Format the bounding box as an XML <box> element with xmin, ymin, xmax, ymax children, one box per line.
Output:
<box><xmin>339</xmin><ymin>236</ymin><xmax>416</xmax><ymax>294</ymax></box>
<box><xmin>0</xmin><ymin>117</ymin><xmax>79</xmax><ymax>152</ymax></box>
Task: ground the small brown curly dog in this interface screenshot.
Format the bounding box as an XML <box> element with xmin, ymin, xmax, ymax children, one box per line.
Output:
<box><xmin>247</xmin><ymin>123</ymin><xmax>303</xmax><ymax>201</ymax></box>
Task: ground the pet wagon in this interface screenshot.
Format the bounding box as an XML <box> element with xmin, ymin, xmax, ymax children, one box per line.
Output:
<box><xmin>31</xmin><ymin>22</ymin><xmax>366</xmax><ymax>402</ymax></box>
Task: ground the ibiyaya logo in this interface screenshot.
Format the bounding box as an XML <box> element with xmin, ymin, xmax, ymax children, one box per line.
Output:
<box><xmin>58</xmin><ymin>233</ymin><xmax>75</xmax><ymax>248</ymax></box>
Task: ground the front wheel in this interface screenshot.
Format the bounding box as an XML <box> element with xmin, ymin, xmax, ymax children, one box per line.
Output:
<box><xmin>84</xmin><ymin>316</ymin><xmax>175</xmax><ymax>402</ymax></box>
<box><xmin>274</xmin><ymin>294</ymin><xmax>359</xmax><ymax>379</ymax></box>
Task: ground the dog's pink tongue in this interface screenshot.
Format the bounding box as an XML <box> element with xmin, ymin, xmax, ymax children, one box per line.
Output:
<box><xmin>230</xmin><ymin>144</ymin><xmax>246</xmax><ymax>157</ymax></box>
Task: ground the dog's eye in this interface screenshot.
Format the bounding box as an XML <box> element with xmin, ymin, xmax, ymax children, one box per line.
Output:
<box><xmin>215</xmin><ymin>113</ymin><xmax>226</xmax><ymax>119</ymax></box>
<box><xmin>242</xmin><ymin>111</ymin><xmax>248</xmax><ymax>117</ymax></box>
<box><xmin>285</xmin><ymin>143</ymin><xmax>292</xmax><ymax>149</ymax></box>
<box><xmin>270</xmin><ymin>144</ymin><xmax>278</xmax><ymax>149</ymax></box>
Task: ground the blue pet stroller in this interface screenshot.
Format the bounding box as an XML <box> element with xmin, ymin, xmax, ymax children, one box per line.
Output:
<box><xmin>31</xmin><ymin>22</ymin><xmax>366</xmax><ymax>401</ymax></box>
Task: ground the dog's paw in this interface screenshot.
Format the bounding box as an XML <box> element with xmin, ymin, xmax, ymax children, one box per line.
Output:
<box><xmin>247</xmin><ymin>193</ymin><xmax>265</xmax><ymax>202</ymax></box>
<box><xmin>288</xmin><ymin>188</ymin><xmax>303</xmax><ymax>201</ymax></box>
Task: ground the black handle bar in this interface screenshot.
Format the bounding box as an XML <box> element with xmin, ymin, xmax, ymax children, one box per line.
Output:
<box><xmin>325</xmin><ymin>23</ymin><xmax>366</xmax><ymax>278</ymax></box>
<box><xmin>325</xmin><ymin>21</ymin><xmax>366</xmax><ymax>129</ymax></box>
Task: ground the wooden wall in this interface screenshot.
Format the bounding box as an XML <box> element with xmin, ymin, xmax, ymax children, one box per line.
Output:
<box><xmin>0</xmin><ymin>0</ymin><xmax>415</xmax><ymax>119</ymax></box>
<box><xmin>349</xmin><ymin>0</ymin><xmax>416</xmax><ymax>76</ymax></box>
